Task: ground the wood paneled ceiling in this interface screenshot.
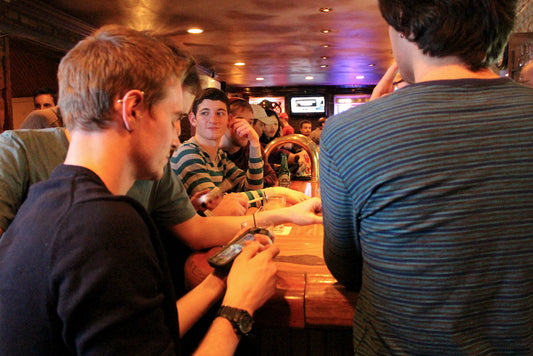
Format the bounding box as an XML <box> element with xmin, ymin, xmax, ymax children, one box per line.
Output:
<box><xmin>37</xmin><ymin>0</ymin><xmax>394</xmax><ymax>87</ymax></box>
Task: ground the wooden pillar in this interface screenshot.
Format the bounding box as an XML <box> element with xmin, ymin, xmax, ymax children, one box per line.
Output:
<box><xmin>0</xmin><ymin>35</ymin><xmax>13</xmax><ymax>131</ymax></box>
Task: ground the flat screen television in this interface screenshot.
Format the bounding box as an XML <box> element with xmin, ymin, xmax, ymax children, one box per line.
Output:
<box><xmin>290</xmin><ymin>96</ymin><xmax>325</xmax><ymax>114</ymax></box>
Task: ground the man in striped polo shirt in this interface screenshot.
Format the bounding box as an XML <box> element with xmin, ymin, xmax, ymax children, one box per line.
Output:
<box><xmin>171</xmin><ymin>88</ymin><xmax>264</xmax><ymax>208</ymax></box>
<box><xmin>320</xmin><ymin>0</ymin><xmax>532</xmax><ymax>354</ymax></box>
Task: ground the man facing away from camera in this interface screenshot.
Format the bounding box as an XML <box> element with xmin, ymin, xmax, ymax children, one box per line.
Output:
<box><xmin>320</xmin><ymin>0</ymin><xmax>533</xmax><ymax>354</ymax></box>
<box><xmin>0</xmin><ymin>25</ymin><xmax>280</xmax><ymax>355</ymax></box>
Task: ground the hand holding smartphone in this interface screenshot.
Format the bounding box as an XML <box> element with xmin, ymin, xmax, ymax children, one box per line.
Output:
<box><xmin>208</xmin><ymin>227</ymin><xmax>273</xmax><ymax>270</ymax></box>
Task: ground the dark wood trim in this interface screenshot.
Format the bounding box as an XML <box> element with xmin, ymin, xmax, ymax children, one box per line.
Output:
<box><xmin>2</xmin><ymin>35</ymin><xmax>13</xmax><ymax>131</ymax></box>
<box><xmin>0</xmin><ymin>0</ymin><xmax>95</xmax><ymax>53</ymax></box>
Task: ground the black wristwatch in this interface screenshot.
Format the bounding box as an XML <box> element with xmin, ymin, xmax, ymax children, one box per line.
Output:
<box><xmin>217</xmin><ymin>305</ymin><xmax>254</xmax><ymax>336</ymax></box>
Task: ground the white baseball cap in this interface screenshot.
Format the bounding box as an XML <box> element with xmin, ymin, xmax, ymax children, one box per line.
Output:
<box><xmin>251</xmin><ymin>104</ymin><xmax>277</xmax><ymax>125</ymax></box>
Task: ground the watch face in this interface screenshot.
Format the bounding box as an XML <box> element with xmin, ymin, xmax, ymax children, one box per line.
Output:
<box><xmin>239</xmin><ymin>314</ymin><xmax>253</xmax><ymax>334</ymax></box>
<box><xmin>218</xmin><ymin>306</ymin><xmax>254</xmax><ymax>336</ymax></box>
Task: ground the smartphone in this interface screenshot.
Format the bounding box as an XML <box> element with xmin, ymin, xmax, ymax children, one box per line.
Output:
<box><xmin>208</xmin><ymin>227</ymin><xmax>272</xmax><ymax>270</ymax></box>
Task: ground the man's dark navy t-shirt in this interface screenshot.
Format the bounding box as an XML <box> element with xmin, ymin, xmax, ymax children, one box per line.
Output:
<box><xmin>0</xmin><ymin>165</ymin><xmax>180</xmax><ymax>355</ymax></box>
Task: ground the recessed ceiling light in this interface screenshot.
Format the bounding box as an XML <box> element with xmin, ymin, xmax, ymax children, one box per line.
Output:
<box><xmin>356</xmin><ymin>75</ymin><xmax>365</xmax><ymax>79</ymax></box>
<box><xmin>369</xmin><ymin>63</ymin><xmax>376</xmax><ymax>67</ymax></box>
<box><xmin>319</xmin><ymin>7</ymin><xmax>333</xmax><ymax>13</ymax></box>
<box><xmin>321</xmin><ymin>56</ymin><xmax>328</xmax><ymax>60</ymax></box>
<box><xmin>321</xmin><ymin>44</ymin><xmax>330</xmax><ymax>48</ymax></box>
<box><xmin>320</xmin><ymin>29</ymin><xmax>331</xmax><ymax>34</ymax></box>
<box><xmin>256</xmin><ymin>77</ymin><xmax>265</xmax><ymax>81</ymax></box>
<box><xmin>320</xmin><ymin>65</ymin><xmax>328</xmax><ymax>68</ymax></box>
<box><xmin>305</xmin><ymin>76</ymin><xmax>314</xmax><ymax>80</ymax></box>
<box><xmin>234</xmin><ymin>62</ymin><xmax>246</xmax><ymax>66</ymax></box>
<box><xmin>187</xmin><ymin>28</ymin><xmax>203</xmax><ymax>34</ymax></box>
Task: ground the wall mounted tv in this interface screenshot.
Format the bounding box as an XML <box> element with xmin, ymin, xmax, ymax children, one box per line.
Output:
<box><xmin>290</xmin><ymin>96</ymin><xmax>326</xmax><ymax>114</ymax></box>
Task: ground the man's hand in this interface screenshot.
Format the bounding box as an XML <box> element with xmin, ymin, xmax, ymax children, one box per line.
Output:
<box><xmin>284</xmin><ymin>197</ymin><xmax>322</xmax><ymax>225</ymax></box>
<box><xmin>222</xmin><ymin>241</ymin><xmax>280</xmax><ymax>314</ymax></box>
<box><xmin>370</xmin><ymin>62</ymin><xmax>400</xmax><ymax>101</ymax></box>
<box><xmin>231</xmin><ymin>118</ymin><xmax>260</xmax><ymax>147</ymax></box>
<box><xmin>190</xmin><ymin>189</ymin><xmax>212</xmax><ymax>211</ymax></box>
<box><xmin>212</xmin><ymin>193</ymin><xmax>249</xmax><ymax>216</ymax></box>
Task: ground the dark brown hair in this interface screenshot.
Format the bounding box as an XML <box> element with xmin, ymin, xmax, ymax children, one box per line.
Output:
<box><xmin>378</xmin><ymin>0</ymin><xmax>517</xmax><ymax>70</ymax></box>
<box><xmin>191</xmin><ymin>87</ymin><xmax>230</xmax><ymax>115</ymax></box>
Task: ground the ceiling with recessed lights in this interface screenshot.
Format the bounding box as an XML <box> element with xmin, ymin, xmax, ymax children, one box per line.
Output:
<box><xmin>37</xmin><ymin>0</ymin><xmax>395</xmax><ymax>87</ymax></box>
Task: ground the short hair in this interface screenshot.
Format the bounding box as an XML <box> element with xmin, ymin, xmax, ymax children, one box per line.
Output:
<box><xmin>229</xmin><ymin>98</ymin><xmax>253</xmax><ymax>116</ymax></box>
<box><xmin>299</xmin><ymin>120</ymin><xmax>312</xmax><ymax>129</ymax></box>
<box><xmin>378</xmin><ymin>0</ymin><xmax>517</xmax><ymax>71</ymax></box>
<box><xmin>58</xmin><ymin>25</ymin><xmax>184</xmax><ymax>131</ymax></box>
<box><xmin>191</xmin><ymin>87</ymin><xmax>229</xmax><ymax>115</ymax></box>
<box><xmin>33</xmin><ymin>87</ymin><xmax>57</xmax><ymax>104</ymax></box>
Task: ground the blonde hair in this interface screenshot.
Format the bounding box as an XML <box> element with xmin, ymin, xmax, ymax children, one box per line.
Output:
<box><xmin>58</xmin><ymin>25</ymin><xmax>184</xmax><ymax>131</ymax></box>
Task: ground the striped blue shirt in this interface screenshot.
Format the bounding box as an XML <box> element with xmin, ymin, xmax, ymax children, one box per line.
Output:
<box><xmin>320</xmin><ymin>78</ymin><xmax>533</xmax><ymax>354</ymax></box>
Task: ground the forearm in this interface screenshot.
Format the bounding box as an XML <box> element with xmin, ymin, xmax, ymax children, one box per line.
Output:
<box><xmin>241</xmin><ymin>186</ymin><xmax>307</xmax><ymax>204</ymax></box>
<box><xmin>245</xmin><ymin>144</ymin><xmax>263</xmax><ymax>190</ymax></box>
<box><xmin>171</xmin><ymin>214</ymin><xmax>258</xmax><ymax>250</ymax></box>
<box><xmin>171</xmin><ymin>208</ymin><xmax>302</xmax><ymax>250</ymax></box>
<box><xmin>192</xmin><ymin>317</ymin><xmax>240</xmax><ymax>356</ymax></box>
<box><xmin>176</xmin><ymin>273</ymin><xmax>225</xmax><ymax>337</ymax></box>
<box><xmin>172</xmin><ymin>196</ymin><xmax>321</xmax><ymax>250</ymax></box>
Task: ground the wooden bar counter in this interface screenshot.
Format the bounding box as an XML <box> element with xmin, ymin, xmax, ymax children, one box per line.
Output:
<box><xmin>184</xmin><ymin>181</ymin><xmax>358</xmax><ymax>354</ymax></box>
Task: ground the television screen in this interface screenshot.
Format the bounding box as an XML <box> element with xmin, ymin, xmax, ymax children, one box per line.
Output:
<box><xmin>333</xmin><ymin>94</ymin><xmax>370</xmax><ymax>115</ymax></box>
<box><xmin>290</xmin><ymin>96</ymin><xmax>325</xmax><ymax>114</ymax></box>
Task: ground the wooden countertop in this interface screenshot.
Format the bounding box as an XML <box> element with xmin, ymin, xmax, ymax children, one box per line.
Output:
<box><xmin>184</xmin><ymin>181</ymin><xmax>358</xmax><ymax>329</ymax></box>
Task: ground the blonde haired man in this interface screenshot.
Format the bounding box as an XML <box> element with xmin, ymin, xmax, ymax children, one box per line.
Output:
<box><xmin>0</xmin><ymin>25</ymin><xmax>280</xmax><ymax>355</ymax></box>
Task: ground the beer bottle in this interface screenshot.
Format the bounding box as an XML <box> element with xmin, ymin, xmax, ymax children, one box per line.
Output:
<box><xmin>278</xmin><ymin>153</ymin><xmax>291</xmax><ymax>188</ymax></box>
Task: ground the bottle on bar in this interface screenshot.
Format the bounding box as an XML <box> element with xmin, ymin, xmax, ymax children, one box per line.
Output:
<box><xmin>278</xmin><ymin>153</ymin><xmax>291</xmax><ymax>188</ymax></box>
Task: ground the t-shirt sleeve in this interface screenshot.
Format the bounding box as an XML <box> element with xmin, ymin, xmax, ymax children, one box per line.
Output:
<box><xmin>0</xmin><ymin>129</ymin><xmax>68</xmax><ymax>234</ymax></box>
<box><xmin>147</xmin><ymin>163</ymin><xmax>196</xmax><ymax>227</ymax></box>
<box><xmin>320</xmin><ymin>127</ymin><xmax>363</xmax><ymax>291</ymax></box>
<box><xmin>0</xmin><ymin>132</ymin><xmax>30</xmax><ymax>232</ymax></box>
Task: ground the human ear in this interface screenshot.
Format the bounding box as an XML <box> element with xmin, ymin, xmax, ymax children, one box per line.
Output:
<box><xmin>189</xmin><ymin>112</ymin><xmax>197</xmax><ymax>127</ymax></box>
<box><xmin>117</xmin><ymin>89</ymin><xmax>144</xmax><ymax>132</ymax></box>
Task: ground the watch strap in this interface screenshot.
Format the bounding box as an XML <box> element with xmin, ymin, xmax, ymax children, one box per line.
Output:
<box><xmin>217</xmin><ymin>305</ymin><xmax>253</xmax><ymax>336</ymax></box>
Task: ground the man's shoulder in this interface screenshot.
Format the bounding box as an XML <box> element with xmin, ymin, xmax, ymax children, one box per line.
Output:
<box><xmin>172</xmin><ymin>139</ymin><xmax>202</xmax><ymax>159</ymax></box>
<box><xmin>19</xmin><ymin>107</ymin><xmax>62</xmax><ymax>129</ymax></box>
<box><xmin>1</xmin><ymin>127</ymin><xmax>67</xmax><ymax>143</ymax></box>
<box><xmin>171</xmin><ymin>139</ymin><xmax>209</xmax><ymax>175</ymax></box>
<box><xmin>177</xmin><ymin>138</ymin><xmax>202</xmax><ymax>151</ymax></box>
<box><xmin>49</xmin><ymin>166</ymin><xmax>146</xmax><ymax>217</ymax></box>
<box><xmin>0</xmin><ymin>128</ymin><xmax>69</xmax><ymax>163</ymax></box>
